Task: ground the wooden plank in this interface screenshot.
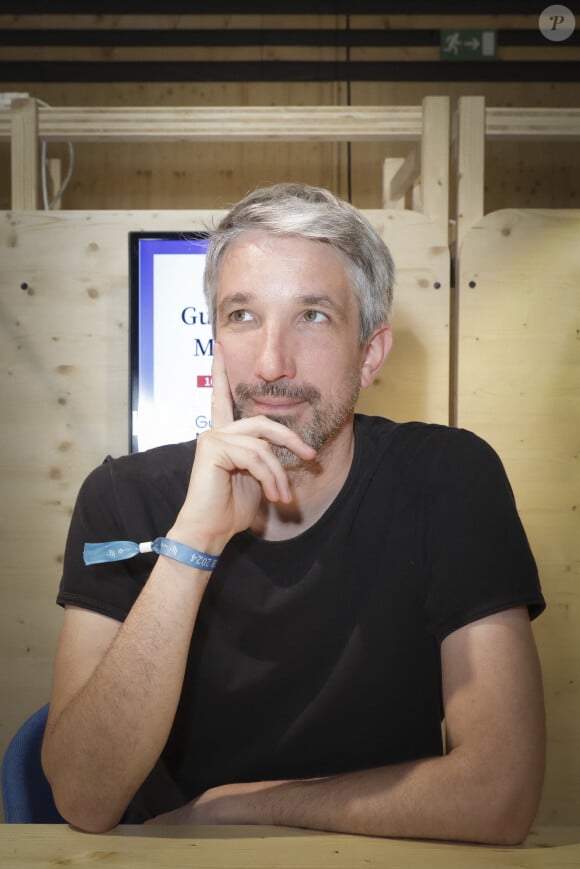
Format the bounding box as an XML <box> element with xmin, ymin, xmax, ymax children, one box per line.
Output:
<box><xmin>0</xmin><ymin>44</ymin><xmax>437</xmax><ymax>62</ymax></box>
<box><xmin>46</xmin><ymin>158</ymin><xmax>62</xmax><ymax>209</ymax></box>
<box><xmin>382</xmin><ymin>157</ymin><xmax>405</xmax><ymax>209</ymax></box>
<box><xmin>10</xmin><ymin>98</ymin><xmax>38</xmax><ymax>210</ymax></box>
<box><xmin>0</xmin><ymin>110</ymin><xmax>10</xmax><ymax>141</ymax></box>
<box><xmin>0</xmin><ymin>105</ymin><xmax>424</xmax><ymax>144</ymax></box>
<box><xmin>420</xmin><ymin>95</ymin><xmax>449</xmax><ymax>245</ymax></box>
<box><xmin>486</xmin><ymin>107</ymin><xmax>580</xmax><ymax>141</ymax></box>
<box><xmin>0</xmin><ymin>822</ymin><xmax>579</xmax><ymax>867</ymax></box>
<box><xmin>411</xmin><ymin>180</ymin><xmax>422</xmax><ymax>213</ymax></box>
<box><xmin>0</xmin><ymin>14</ymin><xmax>545</xmax><ymax>30</ymax></box>
<box><xmin>0</xmin><ymin>45</ymin><xmax>440</xmax><ymax>63</ymax></box>
<box><xmin>7</xmin><ymin>44</ymin><xmax>576</xmax><ymax>66</ymax></box>
<box><xmin>456</xmin><ymin>208</ymin><xmax>580</xmax><ymax>826</ymax></box>
<box><xmin>357</xmin><ymin>209</ymin><xmax>450</xmax><ymax>427</ymax></box>
<box><xmin>388</xmin><ymin>146</ymin><xmax>420</xmax><ymax>204</ymax></box>
<box><xmin>454</xmin><ymin>95</ymin><xmax>485</xmax><ymax>251</ymax></box>
<box><xmin>0</xmin><ymin>105</ymin><xmax>422</xmax><ymax>143</ymax></box>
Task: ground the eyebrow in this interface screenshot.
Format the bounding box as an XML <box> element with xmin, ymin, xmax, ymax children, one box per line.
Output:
<box><xmin>218</xmin><ymin>292</ymin><xmax>346</xmax><ymax>317</ymax></box>
<box><xmin>218</xmin><ymin>293</ymin><xmax>254</xmax><ymax>314</ymax></box>
<box><xmin>297</xmin><ymin>294</ymin><xmax>339</xmax><ymax>309</ymax></box>
<box><xmin>297</xmin><ymin>294</ymin><xmax>347</xmax><ymax>320</ymax></box>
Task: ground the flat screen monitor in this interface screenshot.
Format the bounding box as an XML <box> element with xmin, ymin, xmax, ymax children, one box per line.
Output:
<box><xmin>129</xmin><ymin>231</ymin><xmax>212</xmax><ymax>453</ymax></box>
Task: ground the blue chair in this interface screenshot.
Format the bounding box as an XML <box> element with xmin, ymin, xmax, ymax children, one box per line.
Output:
<box><xmin>1</xmin><ymin>704</ymin><xmax>64</xmax><ymax>822</ymax></box>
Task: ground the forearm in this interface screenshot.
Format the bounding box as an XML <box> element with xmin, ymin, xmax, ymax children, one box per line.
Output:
<box><xmin>43</xmin><ymin>364</ymin><xmax>318</xmax><ymax>833</ymax></box>
<box><xmin>178</xmin><ymin>747</ymin><xmax>541</xmax><ymax>845</ymax></box>
<box><xmin>148</xmin><ymin>614</ymin><xmax>545</xmax><ymax>844</ymax></box>
<box><xmin>42</xmin><ymin>553</ymin><xmax>211</xmax><ymax>832</ymax></box>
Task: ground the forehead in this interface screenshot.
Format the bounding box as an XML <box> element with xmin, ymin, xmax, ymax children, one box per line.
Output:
<box><xmin>216</xmin><ymin>231</ymin><xmax>355</xmax><ymax>297</ymax></box>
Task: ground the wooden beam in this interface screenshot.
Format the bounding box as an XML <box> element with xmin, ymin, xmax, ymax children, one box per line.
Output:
<box><xmin>420</xmin><ymin>95</ymin><xmax>449</xmax><ymax>244</ymax></box>
<box><xmin>454</xmin><ymin>95</ymin><xmax>485</xmax><ymax>252</ymax></box>
<box><xmin>382</xmin><ymin>157</ymin><xmax>406</xmax><ymax>209</ymax></box>
<box><xmin>11</xmin><ymin>97</ymin><xmax>38</xmax><ymax>210</ymax></box>
<box><xmin>47</xmin><ymin>158</ymin><xmax>62</xmax><ymax>210</ymax></box>
<box><xmin>486</xmin><ymin>107</ymin><xmax>580</xmax><ymax>141</ymax></box>
<box><xmin>0</xmin><ymin>110</ymin><xmax>10</xmax><ymax>141</ymax></box>
<box><xmin>2</xmin><ymin>104</ymin><xmax>579</xmax><ymax>145</ymax></box>
<box><xmin>0</xmin><ymin>105</ymin><xmax>424</xmax><ymax>144</ymax></box>
<box><xmin>388</xmin><ymin>147</ymin><xmax>420</xmax><ymax>206</ymax></box>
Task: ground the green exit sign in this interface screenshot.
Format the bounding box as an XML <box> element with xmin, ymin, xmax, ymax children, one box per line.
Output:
<box><xmin>440</xmin><ymin>30</ymin><xmax>497</xmax><ymax>60</ymax></box>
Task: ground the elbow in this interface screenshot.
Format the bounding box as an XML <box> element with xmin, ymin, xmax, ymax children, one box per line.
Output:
<box><xmin>55</xmin><ymin>796</ymin><xmax>123</xmax><ymax>834</ymax></box>
<box><xmin>42</xmin><ymin>745</ymin><xmax>125</xmax><ymax>833</ymax></box>
<box><xmin>477</xmin><ymin>772</ymin><xmax>544</xmax><ymax>846</ymax></box>
<box><xmin>49</xmin><ymin>777</ymin><xmax>124</xmax><ymax>833</ymax></box>
<box><xmin>492</xmin><ymin>796</ymin><xmax>541</xmax><ymax>847</ymax></box>
<box><xmin>482</xmin><ymin>814</ymin><xmax>535</xmax><ymax>847</ymax></box>
<box><xmin>446</xmin><ymin>741</ymin><xmax>545</xmax><ymax>846</ymax></box>
<box><xmin>72</xmin><ymin>816</ymin><xmax>122</xmax><ymax>835</ymax></box>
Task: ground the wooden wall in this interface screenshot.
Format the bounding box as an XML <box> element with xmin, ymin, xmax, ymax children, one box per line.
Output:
<box><xmin>456</xmin><ymin>209</ymin><xmax>580</xmax><ymax>825</ymax></box>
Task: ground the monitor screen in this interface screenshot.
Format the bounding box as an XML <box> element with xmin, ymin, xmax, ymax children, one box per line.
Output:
<box><xmin>129</xmin><ymin>231</ymin><xmax>212</xmax><ymax>453</ymax></box>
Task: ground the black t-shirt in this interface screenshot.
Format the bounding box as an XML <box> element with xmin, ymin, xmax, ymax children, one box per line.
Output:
<box><xmin>57</xmin><ymin>415</ymin><xmax>545</xmax><ymax>822</ymax></box>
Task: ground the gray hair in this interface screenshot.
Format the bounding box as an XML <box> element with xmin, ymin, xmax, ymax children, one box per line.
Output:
<box><xmin>203</xmin><ymin>183</ymin><xmax>395</xmax><ymax>344</ymax></box>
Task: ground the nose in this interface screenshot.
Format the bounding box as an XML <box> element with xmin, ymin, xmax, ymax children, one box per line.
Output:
<box><xmin>253</xmin><ymin>323</ymin><xmax>296</xmax><ymax>382</ymax></box>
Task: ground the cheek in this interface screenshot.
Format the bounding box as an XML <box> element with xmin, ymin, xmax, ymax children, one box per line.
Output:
<box><xmin>307</xmin><ymin>352</ymin><xmax>362</xmax><ymax>396</ymax></box>
<box><xmin>312</xmin><ymin>338</ymin><xmax>362</xmax><ymax>371</ymax></box>
<box><xmin>300</xmin><ymin>332</ymin><xmax>350</xmax><ymax>362</ymax></box>
<box><xmin>220</xmin><ymin>339</ymin><xmax>254</xmax><ymax>381</ymax></box>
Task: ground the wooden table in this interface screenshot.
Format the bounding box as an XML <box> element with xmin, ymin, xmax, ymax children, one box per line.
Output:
<box><xmin>1</xmin><ymin>825</ymin><xmax>579</xmax><ymax>868</ymax></box>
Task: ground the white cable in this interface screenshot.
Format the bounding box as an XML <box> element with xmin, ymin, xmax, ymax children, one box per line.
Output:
<box><xmin>36</xmin><ymin>97</ymin><xmax>75</xmax><ymax>210</ymax></box>
<box><xmin>48</xmin><ymin>142</ymin><xmax>74</xmax><ymax>210</ymax></box>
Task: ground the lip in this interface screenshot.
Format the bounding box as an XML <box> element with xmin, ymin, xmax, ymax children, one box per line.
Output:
<box><xmin>251</xmin><ymin>398</ymin><xmax>307</xmax><ymax>414</ymax></box>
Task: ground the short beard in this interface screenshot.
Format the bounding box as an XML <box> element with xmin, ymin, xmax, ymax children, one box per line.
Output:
<box><xmin>233</xmin><ymin>375</ymin><xmax>361</xmax><ymax>469</ymax></box>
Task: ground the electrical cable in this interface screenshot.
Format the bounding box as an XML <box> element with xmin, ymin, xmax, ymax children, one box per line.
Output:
<box><xmin>36</xmin><ymin>98</ymin><xmax>75</xmax><ymax>210</ymax></box>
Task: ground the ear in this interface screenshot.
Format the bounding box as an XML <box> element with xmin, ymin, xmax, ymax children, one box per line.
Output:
<box><xmin>360</xmin><ymin>325</ymin><xmax>393</xmax><ymax>389</ymax></box>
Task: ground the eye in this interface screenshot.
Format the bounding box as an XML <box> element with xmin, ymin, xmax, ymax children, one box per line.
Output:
<box><xmin>302</xmin><ymin>310</ymin><xmax>328</xmax><ymax>323</ymax></box>
<box><xmin>229</xmin><ymin>309</ymin><xmax>253</xmax><ymax>323</ymax></box>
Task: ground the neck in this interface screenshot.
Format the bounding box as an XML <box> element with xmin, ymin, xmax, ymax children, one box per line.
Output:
<box><xmin>251</xmin><ymin>416</ymin><xmax>356</xmax><ymax>542</ymax></box>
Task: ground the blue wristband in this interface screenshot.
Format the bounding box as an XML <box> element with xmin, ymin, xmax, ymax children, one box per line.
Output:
<box><xmin>83</xmin><ymin>536</ymin><xmax>219</xmax><ymax>571</ymax></box>
<box><xmin>151</xmin><ymin>537</ymin><xmax>219</xmax><ymax>570</ymax></box>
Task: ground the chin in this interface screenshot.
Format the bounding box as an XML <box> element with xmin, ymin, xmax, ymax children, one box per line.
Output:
<box><xmin>272</xmin><ymin>445</ymin><xmax>308</xmax><ymax>469</ymax></box>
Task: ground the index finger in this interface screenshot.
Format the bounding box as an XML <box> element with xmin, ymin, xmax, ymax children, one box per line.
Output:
<box><xmin>210</xmin><ymin>341</ymin><xmax>235</xmax><ymax>428</ymax></box>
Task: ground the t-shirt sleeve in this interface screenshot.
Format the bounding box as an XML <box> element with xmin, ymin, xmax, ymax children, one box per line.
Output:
<box><xmin>423</xmin><ymin>428</ymin><xmax>545</xmax><ymax>642</ymax></box>
<box><xmin>56</xmin><ymin>458</ymin><xmax>155</xmax><ymax>622</ymax></box>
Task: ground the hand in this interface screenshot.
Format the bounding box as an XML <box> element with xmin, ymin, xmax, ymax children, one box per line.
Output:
<box><xmin>145</xmin><ymin>780</ymin><xmax>286</xmax><ymax>826</ymax></box>
<box><xmin>169</xmin><ymin>343</ymin><xmax>316</xmax><ymax>554</ymax></box>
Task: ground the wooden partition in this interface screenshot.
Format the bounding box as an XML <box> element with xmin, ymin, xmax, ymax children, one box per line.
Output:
<box><xmin>453</xmin><ymin>97</ymin><xmax>580</xmax><ymax>251</ymax></box>
<box><xmin>453</xmin><ymin>97</ymin><xmax>580</xmax><ymax>825</ymax></box>
<box><xmin>0</xmin><ymin>98</ymin><xmax>451</xmax><ymax>804</ymax></box>
<box><xmin>0</xmin><ymin>98</ymin><xmax>448</xmax><ymax>237</ymax></box>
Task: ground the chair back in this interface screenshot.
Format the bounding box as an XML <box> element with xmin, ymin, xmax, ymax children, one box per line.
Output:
<box><xmin>1</xmin><ymin>704</ymin><xmax>64</xmax><ymax>823</ymax></box>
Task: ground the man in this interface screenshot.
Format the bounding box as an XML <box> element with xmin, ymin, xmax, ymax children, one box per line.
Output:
<box><xmin>42</xmin><ymin>183</ymin><xmax>545</xmax><ymax>842</ymax></box>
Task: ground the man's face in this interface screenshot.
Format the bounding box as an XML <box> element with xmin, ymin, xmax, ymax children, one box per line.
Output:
<box><xmin>215</xmin><ymin>231</ymin><xmax>366</xmax><ymax>466</ymax></box>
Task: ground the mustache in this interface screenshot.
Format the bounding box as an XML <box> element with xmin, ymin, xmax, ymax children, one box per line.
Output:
<box><xmin>234</xmin><ymin>381</ymin><xmax>322</xmax><ymax>405</ymax></box>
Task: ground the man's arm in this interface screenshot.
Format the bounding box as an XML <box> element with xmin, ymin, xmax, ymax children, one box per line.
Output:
<box><xmin>42</xmin><ymin>345</ymin><xmax>317</xmax><ymax>833</ymax></box>
<box><xmin>41</xmin><ymin>556</ymin><xmax>216</xmax><ymax>833</ymax></box>
<box><xmin>149</xmin><ymin>606</ymin><xmax>545</xmax><ymax>845</ymax></box>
